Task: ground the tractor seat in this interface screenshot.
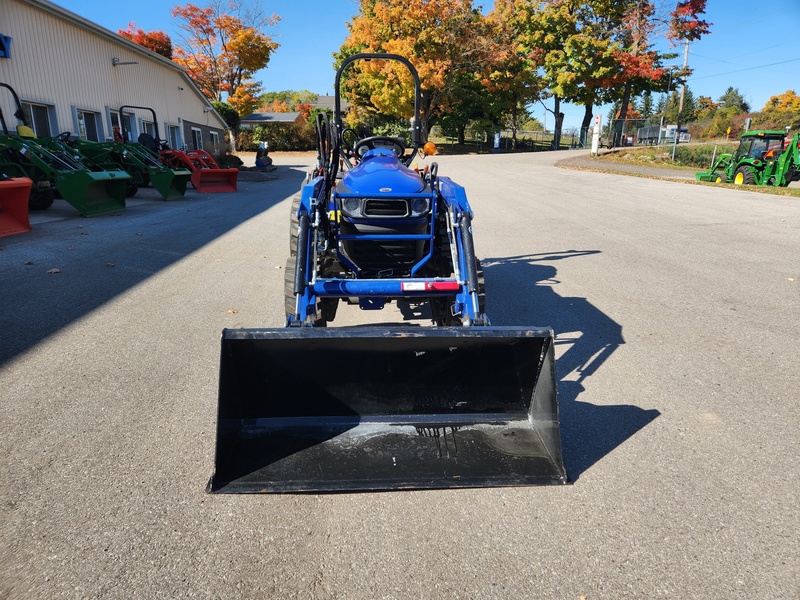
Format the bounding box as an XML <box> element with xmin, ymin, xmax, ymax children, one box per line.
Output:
<box><xmin>16</xmin><ymin>125</ymin><xmax>36</xmax><ymax>138</ymax></box>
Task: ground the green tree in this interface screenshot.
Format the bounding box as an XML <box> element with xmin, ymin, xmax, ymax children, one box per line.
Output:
<box><xmin>717</xmin><ymin>87</ymin><xmax>750</xmax><ymax>114</ymax></box>
<box><xmin>640</xmin><ymin>90</ymin><xmax>654</xmax><ymax>119</ymax></box>
<box><xmin>212</xmin><ymin>101</ymin><xmax>240</xmax><ymax>129</ymax></box>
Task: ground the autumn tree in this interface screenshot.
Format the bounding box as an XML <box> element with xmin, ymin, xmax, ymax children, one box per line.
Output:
<box><xmin>260</xmin><ymin>90</ymin><xmax>319</xmax><ymax>109</ymax></box>
<box><xmin>693</xmin><ymin>95</ymin><xmax>718</xmax><ymax>120</ymax></box>
<box><xmin>758</xmin><ymin>90</ymin><xmax>800</xmax><ymax>129</ymax></box>
<box><xmin>496</xmin><ymin>0</ymin><xmax>627</xmax><ymax>148</ymax></box>
<box><xmin>171</xmin><ymin>0</ymin><xmax>280</xmax><ymax>116</ymax></box>
<box><xmin>118</xmin><ymin>23</ymin><xmax>173</xmax><ymax>59</ymax></box>
<box><xmin>337</xmin><ymin>0</ymin><xmax>528</xmax><ymax>142</ymax></box>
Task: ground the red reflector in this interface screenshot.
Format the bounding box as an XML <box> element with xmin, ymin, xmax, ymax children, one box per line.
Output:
<box><xmin>401</xmin><ymin>281</ymin><xmax>461</xmax><ymax>292</ymax></box>
<box><xmin>425</xmin><ymin>281</ymin><xmax>461</xmax><ymax>291</ymax></box>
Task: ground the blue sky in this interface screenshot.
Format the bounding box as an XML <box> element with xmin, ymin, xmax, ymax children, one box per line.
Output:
<box><xmin>51</xmin><ymin>0</ymin><xmax>800</xmax><ymax>130</ymax></box>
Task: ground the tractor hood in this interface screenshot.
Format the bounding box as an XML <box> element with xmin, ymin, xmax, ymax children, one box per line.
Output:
<box><xmin>341</xmin><ymin>149</ymin><xmax>424</xmax><ymax>194</ymax></box>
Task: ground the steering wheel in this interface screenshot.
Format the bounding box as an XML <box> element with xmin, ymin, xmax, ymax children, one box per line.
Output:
<box><xmin>353</xmin><ymin>135</ymin><xmax>406</xmax><ymax>158</ymax></box>
<box><xmin>56</xmin><ymin>131</ymin><xmax>72</xmax><ymax>142</ymax></box>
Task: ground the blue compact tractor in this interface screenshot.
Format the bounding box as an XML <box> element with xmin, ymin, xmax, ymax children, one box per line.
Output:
<box><xmin>209</xmin><ymin>54</ymin><xmax>566</xmax><ymax>493</ymax></box>
<box><xmin>286</xmin><ymin>54</ymin><xmax>486</xmax><ymax>328</ymax></box>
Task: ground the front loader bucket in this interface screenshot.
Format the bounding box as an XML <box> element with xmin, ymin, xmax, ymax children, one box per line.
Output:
<box><xmin>55</xmin><ymin>169</ymin><xmax>129</xmax><ymax>216</ymax></box>
<box><xmin>208</xmin><ymin>326</ymin><xmax>567</xmax><ymax>493</ymax></box>
<box><xmin>695</xmin><ymin>171</ymin><xmax>716</xmax><ymax>182</ymax></box>
<box><xmin>190</xmin><ymin>168</ymin><xmax>238</xmax><ymax>193</ymax></box>
<box><xmin>149</xmin><ymin>168</ymin><xmax>191</xmax><ymax>200</ymax></box>
<box><xmin>0</xmin><ymin>177</ymin><xmax>32</xmax><ymax>236</ymax></box>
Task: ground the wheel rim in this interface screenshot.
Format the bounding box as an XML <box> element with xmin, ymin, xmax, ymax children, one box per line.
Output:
<box><xmin>734</xmin><ymin>172</ymin><xmax>744</xmax><ymax>185</ymax></box>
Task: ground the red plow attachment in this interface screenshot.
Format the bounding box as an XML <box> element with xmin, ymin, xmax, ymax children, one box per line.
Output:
<box><xmin>160</xmin><ymin>149</ymin><xmax>238</xmax><ymax>193</ymax></box>
<box><xmin>0</xmin><ymin>176</ymin><xmax>32</xmax><ymax>237</ymax></box>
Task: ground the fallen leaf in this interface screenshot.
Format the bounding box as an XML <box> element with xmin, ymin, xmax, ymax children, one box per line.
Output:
<box><xmin>47</xmin><ymin>268</ymin><xmax>60</xmax><ymax>274</ymax></box>
<box><xmin>23</xmin><ymin>260</ymin><xmax>33</xmax><ymax>265</ymax></box>
<box><xmin>227</xmin><ymin>309</ymin><xmax>238</xmax><ymax>314</ymax></box>
<box><xmin>106</xmin><ymin>263</ymin><xmax>115</xmax><ymax>268</ymax></box>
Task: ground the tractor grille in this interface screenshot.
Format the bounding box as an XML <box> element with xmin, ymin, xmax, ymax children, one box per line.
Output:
<box><xmin>364</xmin><ymin>199</ymin><xmax>408</xmax><ymax>217</ymax></box>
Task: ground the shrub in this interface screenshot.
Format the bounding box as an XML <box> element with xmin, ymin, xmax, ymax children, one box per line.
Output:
<box><xmin>672</xmin><ymin>143</ymin><xmax>736</xmax><ymax>168</ymax></box>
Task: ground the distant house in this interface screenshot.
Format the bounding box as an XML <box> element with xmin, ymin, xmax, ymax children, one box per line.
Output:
<box><xmin>240</xmin><ymin>112</ymin><xmax>306</xmax><ymax>128</ymax></box>
<box><xmin>315</xmin><ymin>96</ymin><xmax>349</xmax><ymax>118</ymax></box>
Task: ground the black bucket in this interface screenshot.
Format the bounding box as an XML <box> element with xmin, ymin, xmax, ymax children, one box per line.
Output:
<box><xmin>208</xmin><ymin>326</ymin><xmax>567</xmax><ymax>493</ymax></box>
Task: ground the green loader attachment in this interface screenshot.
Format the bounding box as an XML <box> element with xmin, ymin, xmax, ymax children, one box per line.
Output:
<box><xmin>0</xmin><ymin>83</ymin><xmax>129</xmax><ymax>216</ymax></box>
<box><xmin>70</xmin><ymin>138</ymin><xmax>191</xmax><ymax>200</ymax></box>
<box><xmin>0</xmin><ymin>133</ymin><xmax>129</xmax><ymax>216</ymax></box>
<box><xmin>208</xmin><ymin>326</ymin><xmax>566</xmax><ymax>493</ymax></box>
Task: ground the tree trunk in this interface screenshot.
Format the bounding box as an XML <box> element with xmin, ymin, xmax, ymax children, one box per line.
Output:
<box><xmin>551</xmin><ymin>94</ymin><xmax>562</xmax><ymax>151</ymax></box>
<box><xmin>457</xmin><ymin>124</ymin><xmax>466</xmax><ymax>145</ymax></box>
<box><xmin>580</xmin><ymin>102</ymin><xmax>593</xmax><ymax>147</ymax></box>
<box><xmin>614</xmin><ymin>81</ymin><xmax>632</xmax><ymax>147</ymax></box>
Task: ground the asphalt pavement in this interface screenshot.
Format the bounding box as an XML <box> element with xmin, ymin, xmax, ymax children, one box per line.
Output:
<box><xmin>1</xmin><ymin>149</ymin><xmax>797</xmax><ymax>598</ymax></box>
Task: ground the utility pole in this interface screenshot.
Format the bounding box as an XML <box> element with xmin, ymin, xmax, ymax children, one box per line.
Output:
<box><xmin>672</xmin><ymin>39</ymin><xmax>690</xmax><ymax>161</ymax></box>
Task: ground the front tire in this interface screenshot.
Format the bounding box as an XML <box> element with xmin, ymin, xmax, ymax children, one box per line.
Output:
<box><xmin>288</xmin><ymin>191</ymin><xmax>301</xmax><ymax>257</ymax></box>
<box><xmin>734</xmin><ymin>166</ymin><xmax>755</xmax><ymax>185</ymax></box>
<box><xmin>430</xmin><ymin>258</ymin><xmax>486</xmax><ymax>326</ymax></box>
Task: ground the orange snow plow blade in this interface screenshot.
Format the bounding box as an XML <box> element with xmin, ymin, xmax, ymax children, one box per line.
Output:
<box><xmin>190</xmin><ymin>168</ymin><xmax>239</xmax><ymax>193</ymax></box>
<box><xmin>0</xmin><ymin>176</ymin><xmax>32</xmax><ymax>236</ymax></box>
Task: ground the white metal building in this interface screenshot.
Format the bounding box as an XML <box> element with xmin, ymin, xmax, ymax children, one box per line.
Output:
<box><xmin>0</xmin><ymin>0</ymin><xmax>229</xmax><ymax>154</ymax></box>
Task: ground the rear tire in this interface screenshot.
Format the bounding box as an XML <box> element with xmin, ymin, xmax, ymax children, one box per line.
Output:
<box><xmin>734</xmin><ymin>166</ymin><xmax>755</xmax><ymax>185</ymax></box>
<box><xmin>29</xmin><ymin>190</ymin><xmax>54</xmax><ymax>210</ymax></box>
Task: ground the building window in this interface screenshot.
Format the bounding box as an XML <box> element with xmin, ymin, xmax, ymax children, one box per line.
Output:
<box><xmin>143</xmin><ymin>121</ymin><xmax>157</xmax><ymax>138</ymax></box>
<box><xmin>77</xmin><ymin>110</ymin><xmax>100</xmax><ymax>141</ymax></box>
<box><xmin>110</xmin><ymin>112</ymin><xmax>134</xmax><ymax>141</ymax></box>
<box><xmin>209</xmin><ymin>131</ymin><xmax>221</xmax><ymax>154</ymax></box>
<box><xmin>191</xmin><ymin>128</ymin><xmax>203</xmax><ymax>150</ymax></box>
<box><xmin>21</xmin><ymin>102</ymin><xmax>54</xmax><ymax>137</ymax></box>
<box><xmin>166</xmin><ymin>124</ymin><xmax>180</xmax><ymax>150</ymax></box>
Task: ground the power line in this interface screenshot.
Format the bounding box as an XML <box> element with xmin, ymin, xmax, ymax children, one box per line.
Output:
<box><xmin>690</xmin><ymin>57</ymin><xmax>800</xmax><ymax>80</ymax></box>
<box><xmin>691</xmin><ymin>44</ymin><xmax>789</xmax><ymax>66</ymax></box>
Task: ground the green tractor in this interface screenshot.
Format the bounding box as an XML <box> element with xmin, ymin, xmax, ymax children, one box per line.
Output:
<box><xmin>696</xmin><ymin>130</ymin><xmax>800</xmax><ymax>187</ymax></box>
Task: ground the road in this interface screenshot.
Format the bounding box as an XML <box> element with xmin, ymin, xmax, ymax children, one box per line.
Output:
<box><xmin>1</xmin><ymin>150</ymin><xmax>798</xmax><ymax>599</ymax></box>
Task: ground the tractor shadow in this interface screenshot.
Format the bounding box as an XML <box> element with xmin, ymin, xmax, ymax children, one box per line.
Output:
<box><xmin>0</xmin><ymin>167</ymin><xmax>307</xmax><ymax>366</ymax></box>
<box><xmin>482</xmin><ymin>251</ymin><xmax>660</xmax><ymax>482</ymax></box>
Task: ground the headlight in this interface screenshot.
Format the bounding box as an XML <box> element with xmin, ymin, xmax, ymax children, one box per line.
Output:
<box><xmin>342</xmin><ymin>197</ymin><xmax>361</xmax><ymax>216</ymax></box>
<box><xmin>410</xmin><ymin>197</ymin><xmax>429</xmax><ymax>216</ymax></box>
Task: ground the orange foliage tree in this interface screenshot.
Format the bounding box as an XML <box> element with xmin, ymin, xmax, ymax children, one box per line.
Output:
<box><xmin>171</xmin><ymin>0</ymin><xmax>280</xmax><ymax>115</ymax></box>
<box><xmin>117</xmin><ymin>23</ymin><xmax>173</xmax><ymax>59</ymax></box>
<box><xmin>336</xmin><ymin>0</ymin><xmax>527</xmax><ymax>138</ymax></box>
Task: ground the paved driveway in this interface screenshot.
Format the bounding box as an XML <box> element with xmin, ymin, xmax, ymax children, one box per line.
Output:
<box><xmin>1</xmin><ymin>150</ymin><xmax>797</xmax><ymax>598</ymax></box>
